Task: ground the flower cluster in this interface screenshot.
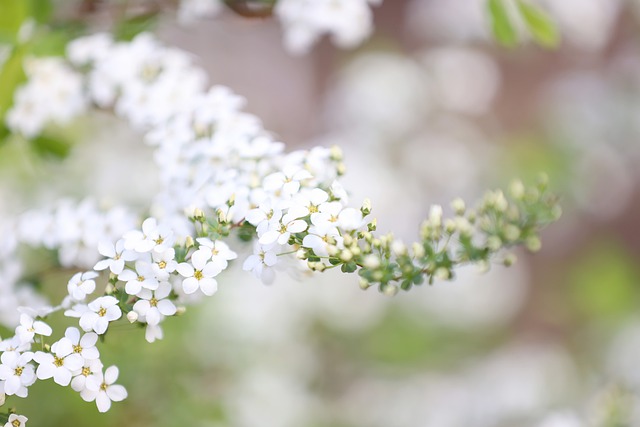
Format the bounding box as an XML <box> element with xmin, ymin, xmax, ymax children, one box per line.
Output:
<box><xmin>175</xmin><ymin>0</ymin><xmax>382</xmax><ymax>55</ymax></box>
<box><xmin>5</xmin><ymin>57</ymin><xmax>87</xmax><ymax>138</ymax></box>
<box><xmin>0</xmin><ymin>30</ymin><xmax>560</xmax><ymax>422</ymax></box>
<box><xmin>274</xmin><ymin>0</ymin><xmax>383</xmax><ymax>54</ymax></box>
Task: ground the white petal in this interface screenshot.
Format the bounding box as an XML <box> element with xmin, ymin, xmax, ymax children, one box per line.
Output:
<box><xmin>96</xmin><ymin>392</ymin><xmax>112</xmax><ymax>412</ymax></box>
<box><xmin>199</xmin><ymin>278</ymin><xmax>218</xmax><ymax>296</ymax></box>
<box><xmin>182</xmin><ymin>277</ymin><xmax>199</xmax><ymax>294</ymax></box>
<box><xmin>106</xmin><ymin>384</ymin><xmax>127</xmax><ymax>402</ymax></box>
<box><xmin>53</xmin><ymin>367</ymin><xmax>72</xmax><ymax>386</ymax></box>
<box><xmin>104</xmin><ymin>366</ymin><xmax>119</xmax><ymax>384</ymax></box>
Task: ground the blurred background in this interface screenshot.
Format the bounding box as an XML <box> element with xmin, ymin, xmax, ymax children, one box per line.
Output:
<box><xmin>2</xmin><ymin>0</ymin><xmax>640</xmax><ymax>426</ymax></box>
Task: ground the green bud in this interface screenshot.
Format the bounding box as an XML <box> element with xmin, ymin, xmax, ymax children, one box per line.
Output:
<box><xmin>503</xmin><ymin>224</ymin><xmax>521</xmax><ymax>242</ymax></box>
<box><xmin>330</xmin><ymin>145</ymin><xmax>343</xmax><ymax>161</ymax></box>
<box><xmin>383</xmin><ymin>285</ymin><xmax>399</xmax><ymax>297</ymax></box>
<box><xmin>359</xmin><ymin>278</ymin><xmax>371</xmax><ymax>290</ymax></box>
<box><xmin>451</xmin><ymin>198</ymin><xmax>466</xmax><ymax>215</ymax></box>
<box><xmin>503</xmin><ymin>253</ymin><xmax>517</xmax><ymax>267</ymax></box>
<box><xmin>487</xmin><ymin>235</ymin><xmax>502</xmax><ymax>251</ymax></box>
<box><xmin>509</xmin><ymin>179</ymin><xmax>525</xmax><ymax>200</ymax></box>
<box><xmin>361</xmin><ymin>198</ymin><xmax>372</xmax><ymax>216</ymax></box>
<box><xmin>526</xmin><ymin>235</ymin><xmax>542</xmax><ymax>252</ymax></box>
<box><xmin>340</xmin><ymin>249</ymin><xmax>353</xmax><ymax>262</ymax></box>
<box><xmin>363</xmin><ymin>254</ymin><xmax>380</xmax><ymax>269</ymax></box>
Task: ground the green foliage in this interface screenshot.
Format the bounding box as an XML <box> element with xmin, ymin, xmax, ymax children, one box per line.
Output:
<box><xmin>516</xmin><ymin>0</ymin><xmax>559</xmax><ymax>48</ymax></box>
<box><xmin>0</xmin><ymin>0</ymin><xmax>52</xmax><ymax>42</ymax></box>
<box><xmin>487</xmin><ymin>0</ymin><xmax>517</xmax><ymax>47</ymax></box>
<box><xmin>569</xmin><ymin>240</ymin><xmax>640</xmax><ymax>319</ymax></box>
<box><xmin>0</xmin><ymin>45</ymin><xmax>26</xmax><ymax>118</ymax></box>
<box><xmin>487</xmin><ymin>0</ymin><xmax>560</xmax><ymax>48</ymax></box>
<box><xmin>30</xmin><ymin>133</ymin><xmax>73</xmax><ymax>159</ymax></box>
<box><xmin>114</xmin><ymin>13</ymin><xmax>159</xmax><ymax>41</ymax></box>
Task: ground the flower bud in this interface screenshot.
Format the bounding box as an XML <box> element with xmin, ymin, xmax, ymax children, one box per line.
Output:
<box><xmin>526</xmin><ymin>235</ymin><xmax>542</xmax><ymax>252</ymax></box>
<box><xmin>503</xmin><ymin>253</ymin><xmax>517</xmax><ymax>267</ymax></box>
<box><xmin>340</xmin><ymin>250</ymin><xmax>353</xmax><ymax>262</ymax></box>
<box><xmin>185</xmin><ymin>236</ymin><xmax>195</xmax><ymax>249</ymax></box>
<box><xmin>127</xmin><ymin>311</ymin><xmax>138</xmax><ymax>323</ymax></box>
<box><xmin>451</xmin><ymin>198</ymin><xmax>466</xmax><ymax>215</ymax></box>
<box><xmin>359</xmin><ymin>279</ymin><xmax>372</xmax><ymax>290</ymax></box>
<box><xmin>509</xmin><ymin>180</ymin><xmax>525</xmax><ymax>200</ymax></box>
<box><xmin>361</xmin><ymin>198</ymin><xmax>372</xmax><ymax>216</ymax></box>
<box><xmin>363</xmin><ymin>254</ymin><xmax>380</xmax><ymax>269</ymax></box>
<box><xmin>391</xmin><ymin>240</ymin><xmax>406</xmax><ymax>256</ymax></box>
<box><xmin>412</xmin><ymin>242</ymin><xmax>425</xmax><ymax>258</ymax></box>
<box><xmin>330</xmin><ymin>145</ymin><xmax>343</xmax><ymax>161</ymax></box>
<box><xmin>383</xmin><ymin>285</ymin><xmax>399</xmax><ymax>297</ymax></box>
<box><xmin>434</xmin><ymin>267</ymin><xmax>450</xmax><ymax>280</ymax></box>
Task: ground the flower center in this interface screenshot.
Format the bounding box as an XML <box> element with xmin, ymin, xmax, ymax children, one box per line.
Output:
<box><xmin>309</xmin><ymin>205</ymin><xmax>318</xmax><ymax>214</ymax></box>
<box><xmin>73</xmin><ymin>344</ymin><xmax>83</xmax><ymax>354</ymax></box>
<box><xmin>194</xmin><ymin>270</ymin><xmax>203</xmax><ymax>280</ymax></box>
<box><xmin>98</xmin><ymin>307</ymin><xmax>107</xmax><ymax>317</ymax></box>
<box><xmin>82</xmin><ymin>367</ymin><xmax>91</xmax><ymax>377</ymax></box>
<box><xmin>137</xmin><ymin>275</ymin><xmax>145</xmax><ymax>282</ymax></box>
<box><xmin>100</xmin><ymin>382</ymin><xmax>108</xmax><ymax>391</ymax></box>
<box><xmin>155</xmin><ymin>237</ymin><xmax>164</xmax><ymax>245</ymax></box>
<box><xmin>54</xmin><ymin>356</ymin><xmax>64</xmax><ymax>367</ymax></box>
<box><xmin>12</xmin><ymin>419</ymin><xmax>20</xmax><ymax>427</ymax></box>
<box><xmin>158</xmin><ymin>261</ymin><xmax>167</xmax><ymax>269</ymax></box>
<box><xmin>150</xmin><ymin>297</ymin><xmax>158</xmax><ymax>307</ymax></box>
<box><xmin>14</xmin><ymin>366</ymin><xmax>23</xmax><ymax>376</ymax></box>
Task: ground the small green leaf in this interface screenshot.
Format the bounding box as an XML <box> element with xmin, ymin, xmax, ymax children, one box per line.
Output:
<box><xmin>30</xmin><ymin>134</ymin><xmax>72</xmax><ymax>159</ymax></box>
<box><xmin>516</xmin><ymin>0</ymin><xmax>559</xmax><ymax>48</ymax></box>
<box><xmin>341</xmin><ymin>262</ymin><xmax>357</xmax><ymax>273</ymax></box>
<box><xmin>29</xmin><ymin>0</ymin><xmax>53</xmax><ymax>24</ymax></box>
<box><xmin>0</xmin><ymin>0</ymin><xmax>29</xmax><ymax>42</ymax></box>
<box><xmin>487</xmin><ymin>0</ymin><xmax>518</xmax><ymax>47</ymax></box>
<box><xmin>27</xmin><ymin>29</ymin><xmax>71</xmax><ymax>57</ymax></box>
<box><xmin>114</xmin><ymin>13</ymin><xmax>159</xmax><ymax>41</ymax></box>
<box><xmin>0</xmin><ymin>45</ymin><xmax>27</xmax><ymax>117</ymax></box>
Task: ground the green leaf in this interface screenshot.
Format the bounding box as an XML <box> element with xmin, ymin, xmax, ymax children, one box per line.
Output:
<box><xmin>29</xmin><ymin>0</ymin><xmax>53</xmax><ymax>24</ymax></box>
<box><xmin>0</xmin><ymin>0</ymin><xmax>29</xmax><ymax>42</ymax></box>
<box><xmin>27</xmin><ymin>29</ymin><xmax>71</xmax><ymax>57</ymax></box>
<box><xmin>114</xmin><ymin>13</ymin><xmax>159</xmax><ymax>41</ymax></box>
<box><xmin>487</xmin><ymin>0</ymin><xmax>517</xmax><ymax>47</ymax></box>
<box><xmin>516</xmin><ymin>0</ymin><xmax>559</xmax><ymax>48</ymax></box>
<box><xmin>0</xmin><ymin>45</ymin><xmax>27</xmax><ymax>118</ymax></box>
<box><xmin>30</xmin><ymin>133</ymin><xmax>72</xmax><ymax>159</ymax></box>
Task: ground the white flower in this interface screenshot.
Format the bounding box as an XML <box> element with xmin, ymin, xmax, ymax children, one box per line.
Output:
<box><xmin>70</xmin><ymin>359</ymin><xmax>104</xmax><ymax>393</ymax></box>
<box><xmin>132</xmin><ymin>282</ymin><xmax>177</xmax><ymax>327</ymax></box>
<box><xmin>79</xmin><ymin>296</ymin><xmax>122</xmax><ymax>335</ymax></box>
<box><xmin>195</xmin><ymin>238</ymin><xmax>237</xmax><ymax>271</ymax></box>
<box><xmin>15</xmin><ymin>313</ymin><xmax>52</xmax><ymax>344</ymax></box>
<box><xmin>82</xmin><ymin>366</ymin><xmax>127</xmax><ymax>413</ymax></box>
<box><xmin>123</xmin><ymin>218</ymin><xmax>174</xmax><ymax>253</ymax></box>
<box><xmin>0</xmin><ymin>336</ymin><xmax>31</xmax><ymax>356</ymax></box>
<box><xmin>242</xmin><ymin>244</ymin><xmax>278</xmax><ymax>285</ymax></box>
<box><xmin>263</xmin><ymin>165</ymin><xmax>312</xmax><ymax>196</ymax></box>
<box><xmin>118</xmin><ymin>260</ymin><xmax>160</xmax><ymax>295</ymax></box>
<box><xmin>59</xmin><ymin>327</ymin><xmax>100</xmax><ymax>361</ymax></box>
<box><xmin>144</xmin><ymin>324</ymin><xmax>163</xmax><ymax>343</ymax></box>
<box><xmin>67</xmin><ymin>271</ymin><xmax>99</xmax><ymax>301</ymax></box>
<box><xmin>33</xmin><ymin>338</ymin><xmax>84</xmax><ymax>386</ymax></box>
<box><xmin>93</xmin><ymin>239</ymin><xmax>137</xmax><ymax>275</ymax></box>
<box><xmin>0</xmin><ymin>352</ymin><xmax>35</xmax><ymax>397</ymax></box>
<box><xmin>151</xmin><ymin>248</ymin><xmax>178</xmax><ymax>280</ymax></box>
<box><xmin>258</xmin><ymin>205</ymin><xmax>308</xmax><ymax>246</ymax></box>
<box><xmin>176</xmin><ymin>250</ymin><xmax>220</xmax><ymax>296</ymax></box>
<box><xmin>4</xmin><ymin>414</ymin><xmax>27</xmax><ymax>427</ymax></box>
